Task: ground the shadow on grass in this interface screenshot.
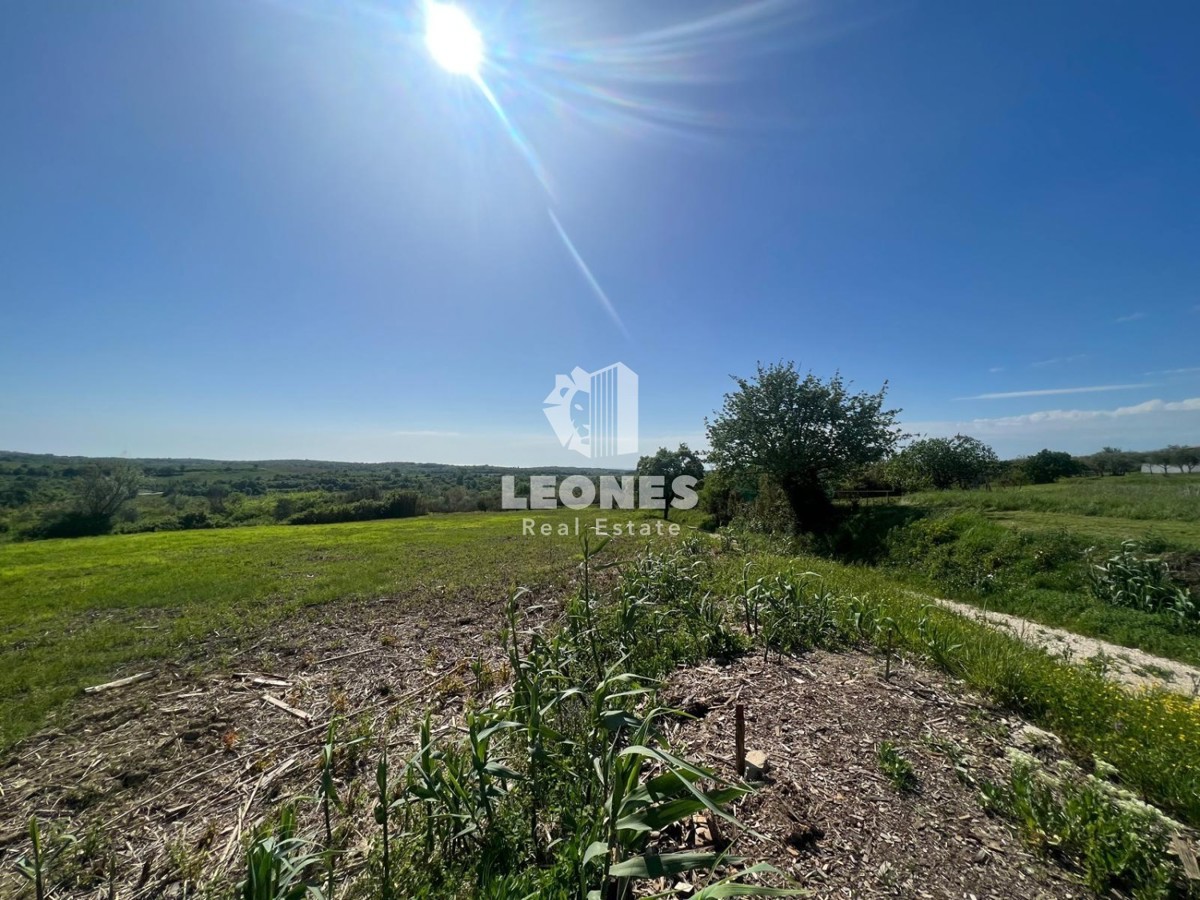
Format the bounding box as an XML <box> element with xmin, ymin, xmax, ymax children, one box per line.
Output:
<box><xmin>819</xmin><ymin>504</ymin><xmax>928</xmax><ymax>564</ymax></box>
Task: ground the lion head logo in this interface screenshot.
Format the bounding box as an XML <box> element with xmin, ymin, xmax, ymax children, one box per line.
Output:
<box><xmin>543</xmin><ymin>363</ymin><xmax>639</xmax><ymax>459</ymax></box>
<box><xmin>543</xmin><ymin>367</ymin><xmax>593</xmax><ymax>456</ymax></box>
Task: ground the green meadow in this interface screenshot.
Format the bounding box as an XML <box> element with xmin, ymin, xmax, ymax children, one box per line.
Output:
<box><xmin>0</xmin><ymin>508</ymin><xmax>694</xmax><ymax>749</ymax></box>
<box><xmin>906</xmin><ymin>473</ymin><xmax>1200</xmax><ymax>534</ymax></box>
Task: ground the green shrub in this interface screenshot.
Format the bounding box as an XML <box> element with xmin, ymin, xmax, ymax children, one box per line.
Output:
<box><xmin>21</xmin><ymin>510</ymin><xmax>113</xmax><ymax>540</ymax></box>
<box><xmin>287</xmin><ymin>491</ymin><xmax>426</xmax><ymax>526</ymax></box>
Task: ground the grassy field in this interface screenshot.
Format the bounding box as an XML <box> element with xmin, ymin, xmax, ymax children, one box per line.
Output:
<box><xmin>3</xmin><ymin>486</ymin><xmax>1200</xmax><ymax>895</ymax></box>
<box><xmin>0</xmin><ymin>507</ymin><xmax>695</xmax><ymax>749</ymax></box>
<box><xmin>906</xmin><ymin>474</ymin><xmax>1200</xmax><ymax>529</ymax></box>
<box><xmin>984</xmin><ymin>509</ymin><xmax>1200</xmax><ymax>548</ymax></box>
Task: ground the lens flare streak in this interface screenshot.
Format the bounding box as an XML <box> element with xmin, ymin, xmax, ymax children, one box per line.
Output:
<box><xmin>547</xmin><ymin>208</ymin><xmax>628</xmax><ymax>338</ymax></box>
<box><xmin>470</xmin><ymin>73</ymin><xmax>554</xmax><ymax>198</ymax></box>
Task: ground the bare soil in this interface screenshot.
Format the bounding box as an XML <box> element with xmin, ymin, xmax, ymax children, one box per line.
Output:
<box><xmin>0</xmin><ymin>587</ymin><xmax>525</xmax><ymax>897</ymax></box>
<box><xmin>0</xmin><ymin>589</ymin><xmax>1181</xmax><ymax>898</ymax></box>
<box><xmin>661</xmin><ymin>651</ymin><xmax>1085</xmax><ymax>898</ymax></box>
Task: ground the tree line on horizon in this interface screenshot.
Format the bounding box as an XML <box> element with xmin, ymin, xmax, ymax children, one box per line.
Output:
<box><xmin>1</xmin><ymin>367</ymin><xmax>1197</xmax><ymax>541</ymax></box>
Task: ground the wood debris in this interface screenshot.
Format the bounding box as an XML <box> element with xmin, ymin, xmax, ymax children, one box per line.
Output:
<box><xmin>261</xmin><ymin>693</ymin><xmax>312</xmax><ymax>722</ymax></box>
<box><xmin>82</xmin><ymin>671</ymin><xmax>153</xmax><ymax>694</ymax></box>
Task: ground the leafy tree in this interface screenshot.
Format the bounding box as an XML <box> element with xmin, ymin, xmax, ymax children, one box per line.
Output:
<box><xmin>76</xmin><ymin>463</ymin><xmax>141</xmax><ymax>519</ymax></box>
<box><xmin>635</xmin><ymin>444</ymin><xmax>705</xmax><ymax>520</ymax></box>
<box><xmin>706</xmin><ymin>362</ymin><xmax>903</xmax><ymax>532</ymax></box>
<box><xmin>1166</xmin><ymin>445</ymin><xmax>1200</xmax><ymax>474</ymax></box>
<box><xmin>697</xmin><ymin>468</ymin><xmax>748</xmax><ymax>527</ymax></box>
<box><xmin>1020</xmin><ymin>449</ymin><xmax>1084</xmax><ymax>485</ymax></box>
<box><xmin>1090</xmin><ymin>446</ymin><xmax>1138</xmax><ymax>477</ymax></box>
<box><xmin>891</xmin><ymin>434</ymin><xmax>998</xmax><ymax>490</ymax></box>
<box><xmin>1149</xmin><ymin>450</ymin><xmax>1175</xmax><ymax>475</ymax></box>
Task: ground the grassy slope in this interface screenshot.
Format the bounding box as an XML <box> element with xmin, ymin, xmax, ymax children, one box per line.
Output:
<box><xmin>813</xmin><ymin>540</ymin><xmax>1200</xmax><ymax>667</ymax></box>
<box><xmin>0</xmin><ymin>508</ymin><xmax>691</xmax><ymax>749</ymax></box>
<box><xmin>881</xmin><ymin>476</ymin><xmax>1200</xmax><ymax>665</ymax></box>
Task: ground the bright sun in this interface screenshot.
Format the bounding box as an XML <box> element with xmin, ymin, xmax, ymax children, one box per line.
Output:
<box><xmin>425</xmin><ymin>3</ymin><xmax>483</xmax><ymax>77</ymax></box>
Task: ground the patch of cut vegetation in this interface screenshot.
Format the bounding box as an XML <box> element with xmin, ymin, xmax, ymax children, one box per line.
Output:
<box><xmin>0</xmin><ymin>508</ymin><xmax>687</xmax><ymax>749</ymax></box>
<box><xmin>5</xmin><ymin>541</ymin><xmax>1198</xmax><ymax>898</ymax></box>
<box><xmin>906</xmin><ymin>474</ymin><xmax>1200</xmax><ymax>524</ymax></box>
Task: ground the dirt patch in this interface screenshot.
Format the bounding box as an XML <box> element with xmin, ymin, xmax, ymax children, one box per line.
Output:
<box><xmin>0</xmin><ymin>586</ymin><xmax>544</xmax><ymax>896</ymax></box>
<box><xmin>1166</xmin><ymin>551</ymin><xmax>1200</xmax><ymax>596</ymax></box>
<box><xmin>0</xmin><ymin>583</ymin><xmax>1188</xmax><ymax>898</ymax></box>
<box><xmin>662</xmin><ymin>652</ymin><xmax>1085</xmax><ymax>898</ymax></box>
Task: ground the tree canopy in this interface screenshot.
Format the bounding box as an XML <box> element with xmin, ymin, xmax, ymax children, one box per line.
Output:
<box><xmin>706</xmin><ymin>362</ymin><xmax>903</xmax><ymax>531</ymax></box>
<box><xmin>77</xmin><ymin>463</ymin><xmax>141</xmax><ymax>519</ymax></box>
<box><xmin>635</xmin><ymin>444</ymin><xmax>705</xmax><ymax>520</ymax></box>
<box><xmin>1088</xmin><ymin>446</ymin><xmax>1138</xmax><ymax>477</ymax></box>
<box><xmin>890</xmin><ymin>435</ymin><xmax>998</xmax><ymax>490</ymax></box>
<box><xmin>1021</xmin><ymin>449</ymin><xmax>1084</xmax><ymax>484</ymax></box>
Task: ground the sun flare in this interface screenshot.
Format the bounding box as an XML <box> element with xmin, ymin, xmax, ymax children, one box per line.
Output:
<box><xmin>425</xmin><ymin>3</ymin><xmax>483</xmax><ymax>77</ymax></box>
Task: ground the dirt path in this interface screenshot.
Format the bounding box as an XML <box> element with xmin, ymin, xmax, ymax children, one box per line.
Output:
<box><xmin>933</xmin><ymin>597</ymin><xmax>1200</xmax><ymax>696</ymax></box>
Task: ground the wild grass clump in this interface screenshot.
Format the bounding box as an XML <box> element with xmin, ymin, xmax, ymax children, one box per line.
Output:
<box><xmin>881</xmin><ymin>511</ymin><xmax>1088</xmax><ymax>596</ymax></box>
<box><xmin>1088</xmin><ymin>542</ymin><xmax>1198</xmax><ymax>628</ymax></box>
<box><xmin>981</xmin><ymin>763</ymin><xmax>1180</xmax><ymax>898</ymax></box>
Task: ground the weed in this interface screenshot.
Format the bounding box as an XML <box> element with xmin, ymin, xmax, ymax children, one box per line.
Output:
<box><xmin>13</xmin><ymin>818</ymin><xmax>48</xmax><ymax>900</ymax></box>
<box><xmin>240</xmin><ymin>805</ymin><xmax>325</xmax><ymax>900</ymax></box>
<box><xmin>877</xmin><ymin>742</ymin><xmax>918</xmax><ymax>793</ymax></box>
<box><xmin>165</xmin><ymin>834</ymin><xmax>205</xmax><ymax>884</ymax></box>
<box><xmin>981</xmin><ymin>764</ymin><xmax>1178</xmax><ymax>897</ymax></box>
<box><xmin>13</xmin><ymin>818</ymin><xmax>84</xmax><ymax>900</ymax></box>
<box><xmin>374</xmin><ymin>750</ymin><xmax>395</xmax><ymax>900</ymax></box>
<box><xmin>1088</xmin><ymin>542</ymin><xmax>1197</xmax><ymax>628</ymax></box>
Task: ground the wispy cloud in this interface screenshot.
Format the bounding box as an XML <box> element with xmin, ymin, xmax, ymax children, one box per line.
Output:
<box><xmin>1031</xmin><ymin>354</ymin><xmax>1087</xmax><ymax>368</ymax></box>
<box><xmin>904</xmin><ymin>397</ymin><xmax>1200</xmax><ymax>456</ymax></box>
<box><xmin>950</xmin><ymin>397</ymin><xmax>1200</xmax><ymax>429</ymax></box>
<box><xmin>993</xmin><ymin>400</ymin><xmax>1200</xmax><ymax>427</ymax></box>
<box><xmin>1115</xmin><ymin>311</ymin><xmax>1147</xmax><ymax>323</ymax></box>
<box><xmin>988</xmin><ymin>366</ymin><xmax>1005</xmax><ymax>373</ymax></box>
<box><xmin>961</xmin><ymin>383</ymin><xmax>1153</xmax><ymax>401</ymax></box>
<box><xmin>1144</xmin><ymin>366</ymin><xmax>1200</xmax><ymax>377</ymax></box>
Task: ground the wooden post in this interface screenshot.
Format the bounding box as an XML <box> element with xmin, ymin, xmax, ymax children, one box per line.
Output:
<box><xmin>734</xmin><ymin>704</ymin><xmax>746</xmax><ymax>777</ymax></box>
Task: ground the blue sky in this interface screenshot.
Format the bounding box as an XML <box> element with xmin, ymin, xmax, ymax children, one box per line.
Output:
<box><xmin>1</xmin><ymin>0</ymin><xmax>1198</xmax><ymax>466</ymax></box>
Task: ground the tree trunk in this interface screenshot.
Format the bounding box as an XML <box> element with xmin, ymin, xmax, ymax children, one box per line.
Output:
<box><xmin>781</xmin><ymin>476</ymin><xmax>835</xmax><ymax>533</ymax></box>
